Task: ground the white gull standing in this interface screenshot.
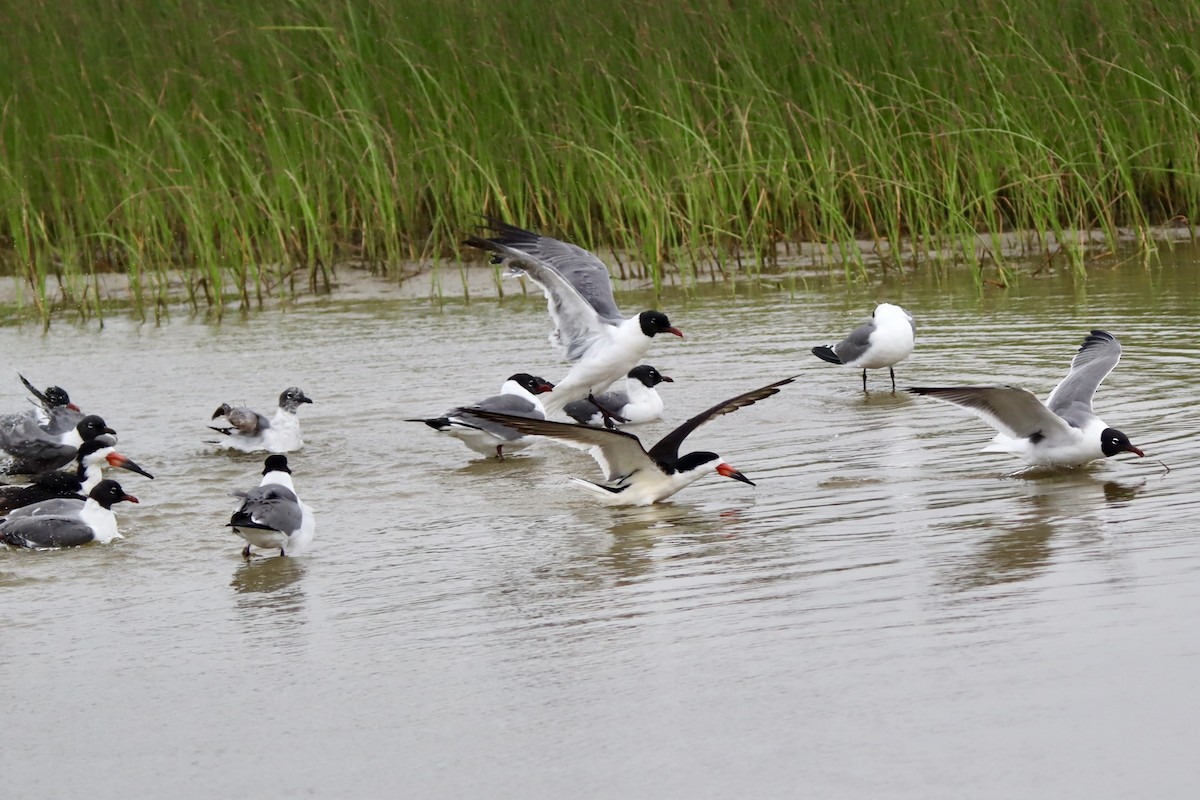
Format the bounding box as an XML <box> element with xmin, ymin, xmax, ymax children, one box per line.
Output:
<box><xmin>812</xmin><ymin>303</ymin><xmax>915</xmax><ymax>392</ymax></box>
<box><xmin>227</xmin><ymin>454</ymin><xmax>316</xmax><ymax>558</ymax></box>
<box><xmin>909</xmin><ymin>329</ymin><xmax>1145</xmax><ymax>467</ymax></box>
<box><xmin>465</xmin><ymin>220</ymin><xmax>682</xmax><ymax>425</ymax></box>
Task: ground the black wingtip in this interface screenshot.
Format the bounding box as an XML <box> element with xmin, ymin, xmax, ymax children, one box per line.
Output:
<box><xmin>811</xmin><ymin>345</ymin><xmax>842</xmax><ymax>365</ymax></box>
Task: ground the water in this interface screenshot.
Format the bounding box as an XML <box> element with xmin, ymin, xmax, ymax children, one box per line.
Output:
<box><xmin>2</xmin><ymin>251</ymin><xmax>1198</xmax><ymax>798</ymax></box>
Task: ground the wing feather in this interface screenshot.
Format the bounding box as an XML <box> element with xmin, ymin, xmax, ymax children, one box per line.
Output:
<box><xmin>647</xmin><ymin>376</ymin><xmax>796</xmax><ymax>463</ymax></box>
<box><xmin>908</xmin><ymin>386</ymin><xmax>1075</xmax><ymax>438</ymax></box>
<box><xmin>1045</xmin><ymin>330</ymin><xmax>1122</xmax><ymax>417</ymax></box>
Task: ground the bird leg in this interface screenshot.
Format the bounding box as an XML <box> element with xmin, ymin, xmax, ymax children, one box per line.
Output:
<box><xmin>242</xmin><ymin>544</ymin><xmax>252</xmax><ymax>560</ymax></box>
<box><xmin>889</xmin><ymin>366</ymin><xmax>897</xmax><ymax>393</ymax></box>
<box><xmin>588</xmin><ymin>393</ymin><xmax>627</xmax><ymax>430</ymax></box>
<box><xmin>861</xmin><ymin>369</ymin><xmax>868</xmax><ymax>394</ymax></box>
<box><xmin>495</xmin><ymin>445</ymin><xmax>505</xmax><ymax>461</ymax></box>
<box><xmin>280</xmin><ymin>548</ymin><xmax>287</xmax><ymax>557</ymax></box>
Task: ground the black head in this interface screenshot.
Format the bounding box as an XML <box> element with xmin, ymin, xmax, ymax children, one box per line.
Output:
<box><xmin>670</xmin><ymin>450</ymin><xmax>721</xmax><ymax>475</ymax></box>
<box><xmin>507</xmin><ymin>373</ymin><xmax>555</xmax><ymax>395</ymax></box>
<box><xmin>1100</xmin><ymin>427</ymin><xmax>1145</xmax><ymax>458</ymax></box>
<box><xmin>637</xmin><ymin>311</ymin><xmax>683</xmax><ymax>339</ymax></box>
<box><xmin>44</xmin><ymin>386</ymin><xmax>72</xmax><ymax>407</ymax></box>
<box><xmin>77</xmin><ymin>415</ymin><xmax>117</xmax><ymax>441</ymax></box>
<box><xmin>89</xmin><ymin>479</ymin><xmax>138</xmax><ymax>509</ymax></box>
<box><xmin>263</xmin><ymin>455</ymin><xmax>292</xmax><ymax>475</ymax></box>
<box><xmin>628</xmin><ymin>365</ymin><xmax>673</xmax><ymax>387</ymax></box>
<box><xmin>279</xmin><ymin>387</ymin><xmax>313</xmax><ymax>412</ymax></box>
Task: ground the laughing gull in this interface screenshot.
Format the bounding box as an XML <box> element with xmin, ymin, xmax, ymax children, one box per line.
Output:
<box><xmin>0</xmin><ymin>479</ymin><xmax>138</xmax><ymax>549</ymax></box>
<box><xmin>0</xmin><ymin>374</ymin><xmax>84</xmax><ymax>436</ymax></box>
<box><xmin>812</xmin><ymin>303</ymin><xmax>915</xmax><ymax>392</ymax></box>
<box><xmin>909</xmin><ymin>330</ymin><xmax>1145</xmax><ymax>467</ymax></box>
<box><xmin>407</xmin><ymin>373</ymin><xmax>555</xmax><ymax>460</ymax></box>
<box><xmin>209</xmin><ymin>387</ymin><xmax>313</xmax><ymax>453</ymax></box>
<box><xmin>0</xmin><ymin>439</ymin><xmax>154</xmax><ymax>517</ymax></box>
<box><xmin>465</xmin><ymin>220</ymin><xmax>683</xmax><ymax>422</ymax></box>
<box><xmin>563</xmin><ymin>365</ymin><xmax>674</xmax><ymax>427</ymax></box>
<box><xmin>467</xmin><ymin>376</ymin><xmax>795</xmax><ymax>505</ymax></box>
<box><xmin>0</xmin><ymin>414</ymin><xmax>117</xmax><ymax>474</ymax></box>
<box><xmin>228</xmin><ymin>455</ymin><xmax>316</xmax><ymax>558</ymax></box>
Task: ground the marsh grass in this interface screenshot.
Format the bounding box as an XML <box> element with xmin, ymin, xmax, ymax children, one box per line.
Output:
<box><xmin>3</xmin><ymin>0</ymin><xmax>1200</xmax><ymax>318</ymax></box>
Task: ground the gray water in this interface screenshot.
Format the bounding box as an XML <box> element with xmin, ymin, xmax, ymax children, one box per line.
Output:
<box><xmin>2</xmin><ymin>252</ymin><xmax>1198</xmax><ymax>798</ymax></box>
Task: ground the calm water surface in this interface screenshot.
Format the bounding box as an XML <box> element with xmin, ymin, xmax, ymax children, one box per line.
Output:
<box><xmin>2</xmin><ymin>252</ymin><xmax>1198</xmax><ymax>798</ymax></box>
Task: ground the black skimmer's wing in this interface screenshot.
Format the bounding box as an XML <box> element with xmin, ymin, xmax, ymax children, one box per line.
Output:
<box><xmin>462</xmin><ymin>411</ymin><xmax>655</xmax><ymax>482</ymax></box>
<box><xmin>646</xmin><ymin>377</ymin><xmax>796</xmax><ymax>463</ymax></box>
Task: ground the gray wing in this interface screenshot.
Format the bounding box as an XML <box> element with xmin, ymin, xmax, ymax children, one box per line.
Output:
<box><xmin>0</xmin><ymin>516</ymin><xmax>96</xmax><ymax>548</ymax></box>
<box><xmin>448</xmin><ymin>393</ymin><xmax>542</xmax><ymax>441</ymax></box>
<box><xmin>464</xmin><ymin>409</ymin><xmax>654</xmax><ymax>482</ymax></box>
<box><xmin>831</xmin><ymin>320</ymin><xmax>876</xmax><ymax>364</ymax></box>
<box><xmin>466</xmin><ymin>225</ymin><xmax>616</xmax><ymax>362</ymax></box>
<box><xmin>216</xmin><ymin>405</ymin><xmax>270</xmax><ymax>435</ymax></box>
<box><xmin>230</xmin><ymin>485</ymin><xmax>302</xmax><ymax>534</ymax></box>
<box><xmin>2</xmin><ymin>433</ymin><xmax>76</xmax><ymax>473</ymax></box>
<box><xmin>908</xmin><ymin>386</ymin><xmax>1076</xmax><ymax>438</ymax></box>
<box><xmin>1045</xmin><ymin>330</ymin><xmax>1122</xmax><ymax>423</ymax></box>
<box><xmin>4</xmin><ymin>497</ymin><xmax>85</xmax><ymax>520</ymax></box>
<box><xmin>42</xmin><ymin>406</ymin><xmax>84</xmax><ymax>436</ymax></box>
<box><xmin>563</xmin><ymin>390</ymin><xmax>629</xmax><ymax>425</ymax></box>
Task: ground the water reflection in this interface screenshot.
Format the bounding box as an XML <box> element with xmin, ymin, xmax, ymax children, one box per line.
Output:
<box><xmin>947</xmin><ymin>473</ymin><xmax>1146</xmax><ymax>591</ymax></box>
<box><xmin>230</xmin><ymin>557</ymin><xmax>308</xmax><ymax>616</ymax></box>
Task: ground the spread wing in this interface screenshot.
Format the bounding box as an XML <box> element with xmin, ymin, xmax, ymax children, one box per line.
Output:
<box><xmin>229</xmin><ymin>484</ymin><xmax>302</xmax><ymax>534</ymax></box>
<box><xmin>1045</xmin><ymin>330</ymin><xmax>1122</xmax><ymax>422</ymax></box>
<box><xmin>647</xmin><ymin>376</ymin><xmax>796</xmax><ymax>463</ymax></box>
<box><xmin>463</xmin><ymin>410</ymin><xmax>653</xmax><ymax>481</ymax></box>
<box><xmin>466</xmin><ymin>221</ymin><xmax>618</xmax><ymax>362</ymax></box>
<box><xmin>908</xmin><ymin>386</ymin><xmax>1076</xmax><ymax>438</ymax></box>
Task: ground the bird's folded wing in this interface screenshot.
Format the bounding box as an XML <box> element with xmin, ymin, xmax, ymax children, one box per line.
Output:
<box><xmin>232</xmin><ymin>485</ymin><xmax>302</xmax><ymax>533</ymax></box>
<box><xmin>909</xmin><ymin>386</ymin><xmax>1075</xmax><ymax>439</ymax></box>
<box><xmin>0</xmin><ymin>516</ymin><xmax>94</xmax><ymax>548</ymax></box>
<box><xmin>464</xmin><ymin>410</ymin><xmax>652</xmax><ymax>481</ymax></box>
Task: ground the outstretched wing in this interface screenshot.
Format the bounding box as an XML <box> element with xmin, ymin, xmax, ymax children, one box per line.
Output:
<box><xmin>647</xmin><ymin>376</ymin><xmax>796</xmax><ymax>463</ymax></box>
<box><xmin>1045</xmin><ymin>330</ymin><xmax>1123</xmax><ymax>422</ymax></box>
<box><xmin>464</xmin><ymin>410</ymin><xmax>653</xmax><ymax>482</ymax></box>
<box><xmin>466</xmin><ymin>221</ymin><xmax>617</xmax><ymax>361</ymax></box>
<box><xmin>908</xmin><ymin>386</ymin><xmax>1075</xmax><ymax>438</ymax></box>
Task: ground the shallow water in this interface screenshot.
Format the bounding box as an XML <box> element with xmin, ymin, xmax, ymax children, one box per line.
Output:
<box><xmin>2</xmin><ymin>251</ymin><xmax>1198</xmax><ymax>798</ymax></box>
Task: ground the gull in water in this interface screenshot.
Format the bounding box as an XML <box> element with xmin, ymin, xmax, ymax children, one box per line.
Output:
<box><xmin>467</xmin><ymin>376</ymin><xmax>794</xmax><ymax>505</ymax></box>
<box><xmin>406</xmin><ymin>372</ymin><xmax>555</xmax><ymax>460</ymax></box>
<box><xmin>909</xmin><ymin>330</ymin><xmax>1145</xmax><ymax>467</ymax></box>
<box><xmin>465</xmin><ymin>219</ymin><xmax>682</xmax><ymax>425</ymax></box>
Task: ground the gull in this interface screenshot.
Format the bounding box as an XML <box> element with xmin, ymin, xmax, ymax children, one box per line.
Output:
<box><xmin>0</xmin><ymin>414</ymin><xmax>117</xmax><ymax>474</ymax></box>
<box><xmin>209</xmin><ymin>387</ymin><xmax>313</xmax><ymax>453</ymax></box>
<box><xmin>812</xmin><ymin>303</ymin><xmax>915</xmax><ymax>392</ymax></box>
<box><xmin>0</xmin><ymin>438</ymin><xmax>153</xmax><ymax>516</ymax></box>
<box><xmin>0</xmin><ymin>374</ymin><xmax>83</xmax><ymax>436</ymax></box>
<box><xmin>465</xmin><ymin>219</ymin><xmax>682</xmax><ymax>422</ymax></box>
<box><xmin>228</xmin><ymin>455</ymin><xmax>316</xmax><ymax>558</ymax></box>
<box><xmin>406</xmin><ymin>372</ymin><xmax>555</xmax><ymax>460</ymax></box>
<box><xmin>467</xmin><ymin>376</ymin><xmax>795</xmax><ymax>505</ymax></box>
<box><xmin>909</xmin><ymin>329</ymin><xmax>1145</xmax><ymax>467</ymax></box>
<box><xmin>0</xmin><ymin>479</ymin><xmax>139</xmax><ymax>549</ymax></box>
<box><xmin>563</xmin><ymin>365</ymin><xmax>673</xmax><ymax>427</ymax></box>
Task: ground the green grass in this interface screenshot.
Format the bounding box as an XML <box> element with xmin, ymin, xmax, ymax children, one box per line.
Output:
<box><xmin>3</xmin><ymin>0</ymin><xmax>1200</xmax><ymax>317</ymax></box>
